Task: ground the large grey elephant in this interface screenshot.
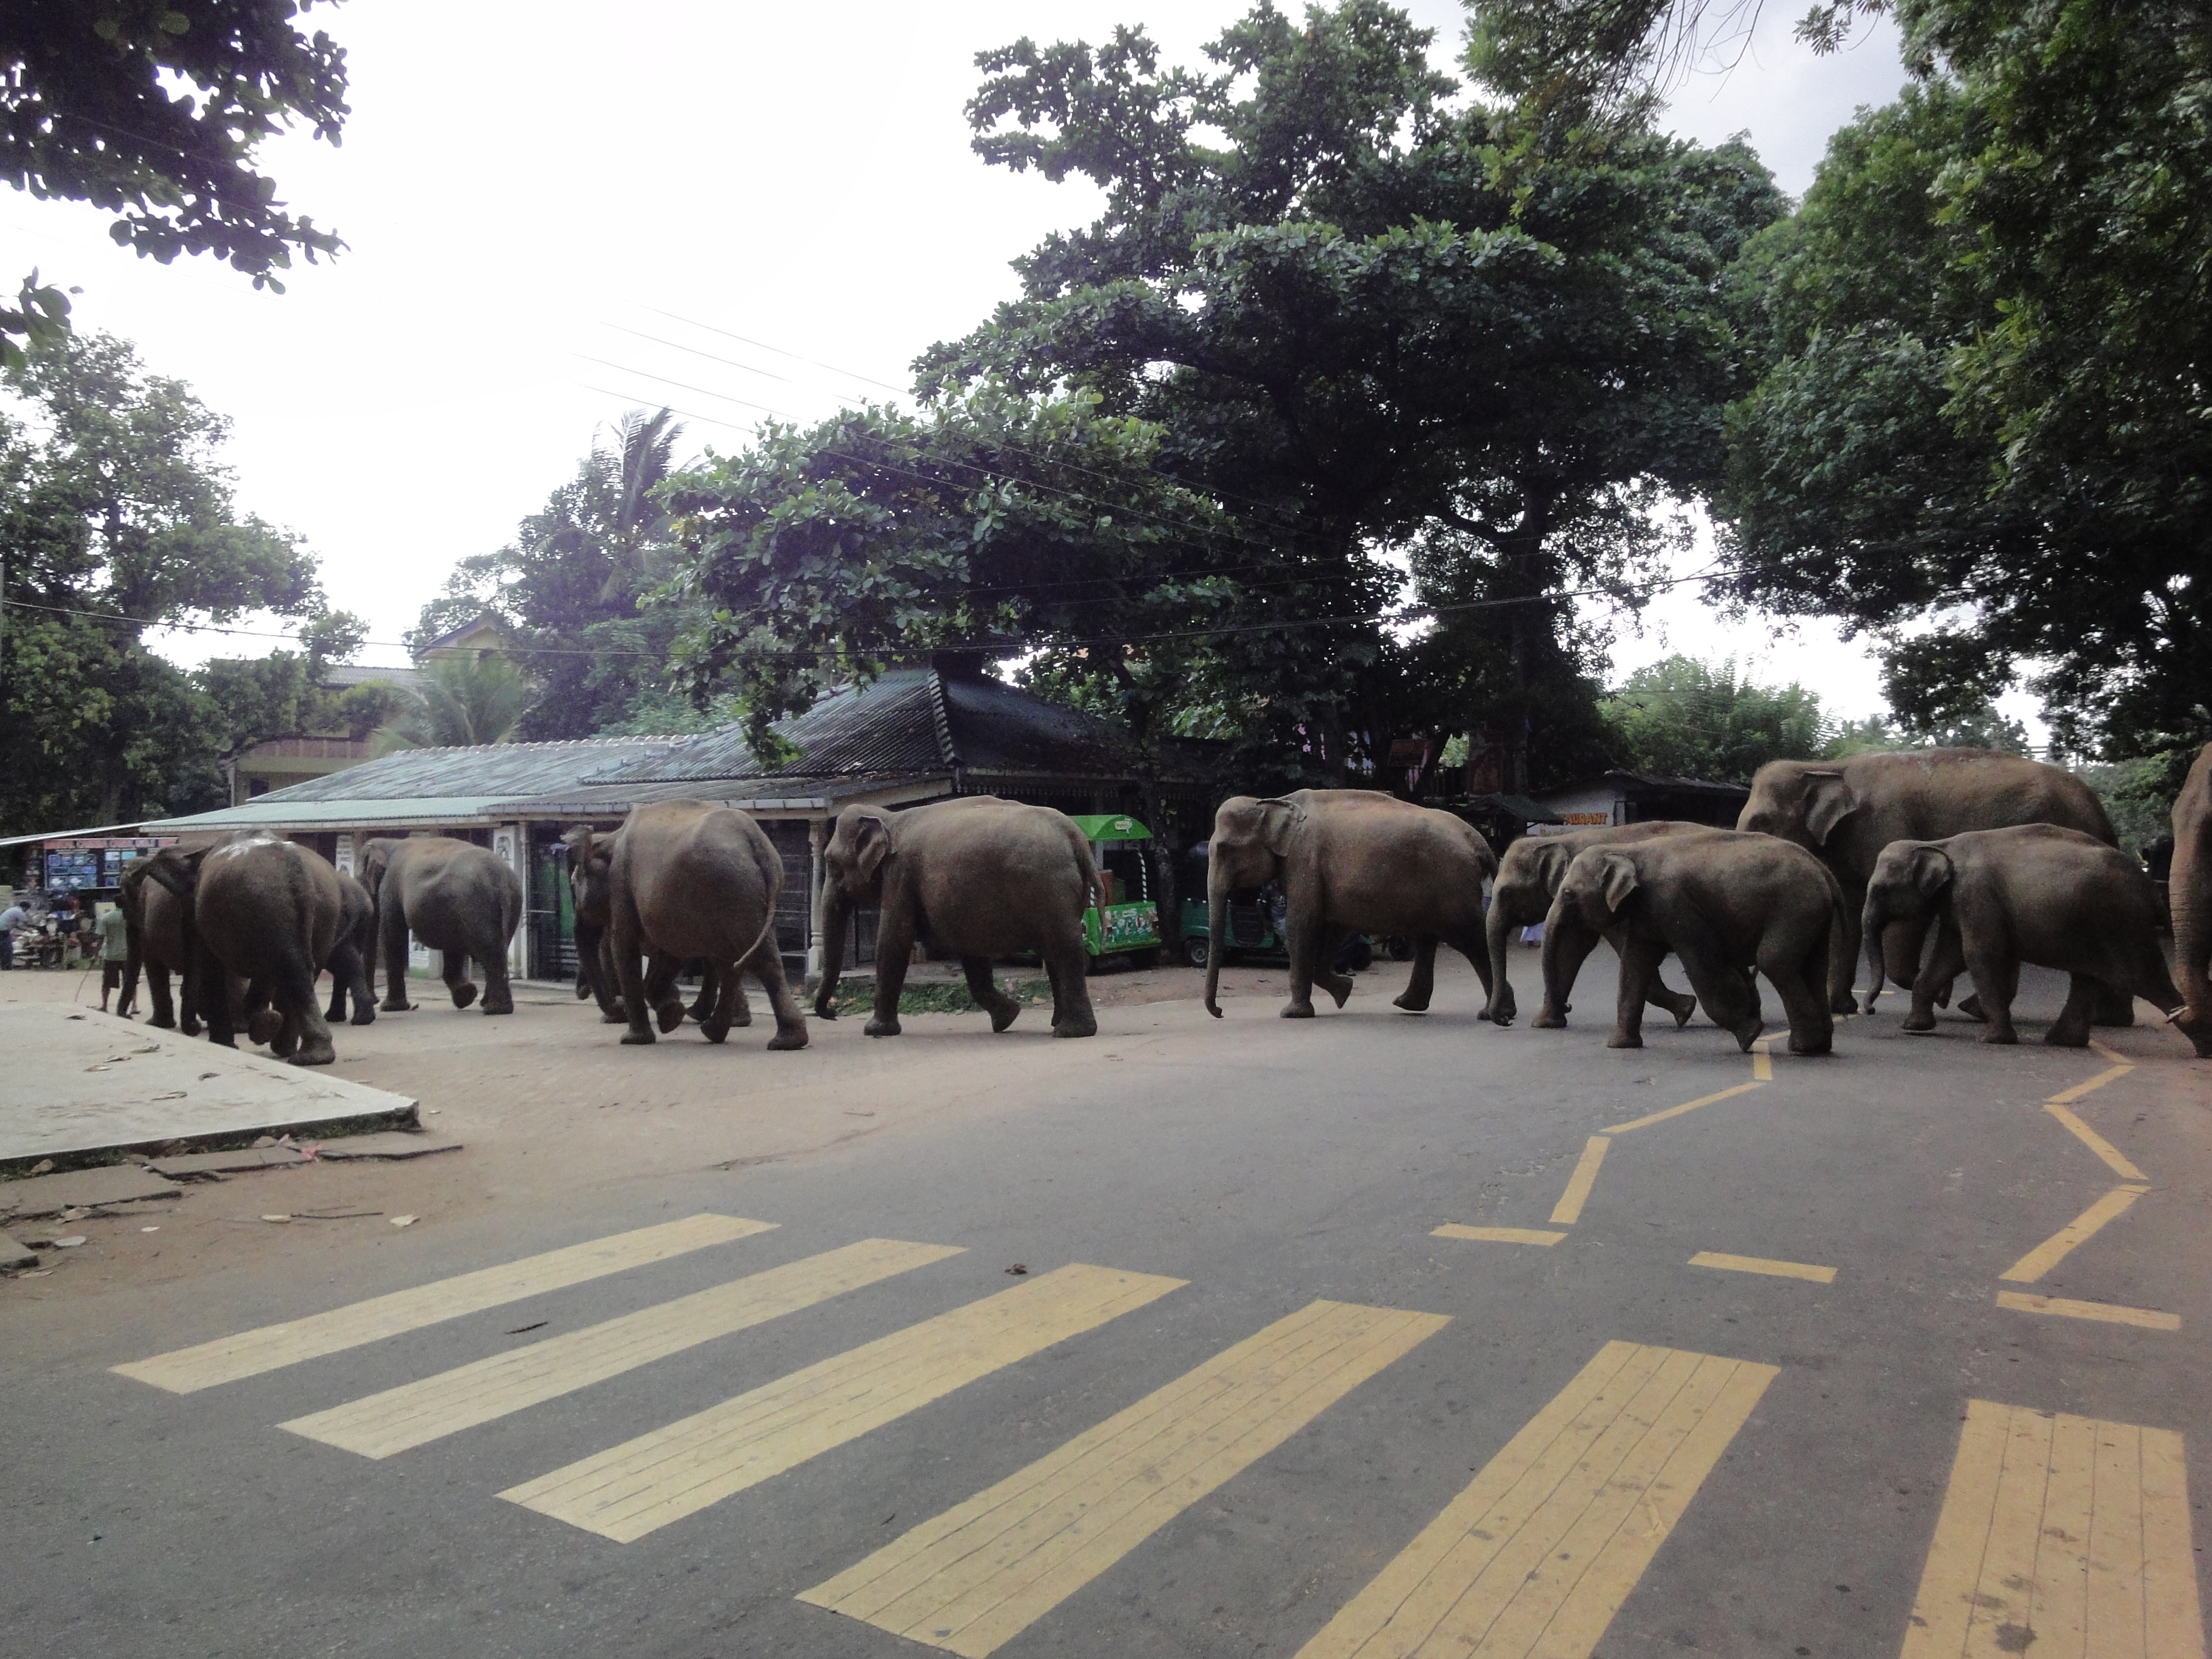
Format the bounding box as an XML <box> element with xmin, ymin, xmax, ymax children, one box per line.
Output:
<box><xmin>565</xmin><ymin>824</ymin><xmax>726</xmax><ymax>1030</ymax></box>
<box><xmin>1863</xmin><ymin>825</ymin><xmax>2207</xmax><ymax>1051</ymax></box>
<box><xmin>597</xmin><ymin>800</ymin><xmax>806</xmax><ymax>1048</ymax></box>
<box><xmin>1484</xmin><ymin>822</ymin><xmax>1701</xmax><ymax>1028</ymax></box>
<box><xmin>1547</xmin><ymin>828</ymin><xmax>1842</xmax><ymax>1054</ymax></box>
<box><xmin>816</xmin><ymin>796</ymin><xmax>1102</xmax><ymax>1039</ymax></box>
<box><xmin>139</xmin><ymin>835</ymin><xmax>344</xmax><ymax>1065</ymax></box>
<box><xmin>360</xmin><ymin>836</ymin><xmax>523</xmax><ymax>1015</ymax></box>
<box><xmin>1203</xmin><ymin>789</ymin><xmax>1496</xmax><ymax>1021</ymax></box>
<box><xmin>1739</xmin><ymin>748</ymin><xmax>2118</xmax><ymax>1014</ymax></box>
<box><xmin>2172</xmin><ymin>743</ymin><xmax>2212</xmax><ymax>1053</ymax></box>
<box><xmin>118</xmin><ymin>843</ymin><xmax>214</xmax><ymax>1032</ymax></box>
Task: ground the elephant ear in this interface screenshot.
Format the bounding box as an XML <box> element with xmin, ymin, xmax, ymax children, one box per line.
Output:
<box><xmin>1908</xmin><ymin>845</ymin><xmax>1954</xmax><ymax>899</ymax></box>
<box><xmin>141</xmin><ymin>845</ymin><xmax>206</xmax><ymax>898</ymax></box>
<box><xmin>1598</xmin><ymin>851</ymin><xmax>1640</xmax><ymax>914</ymax></box>
<box><xmin>852</xmin><ymin>813</ymin><xmax>894</xmax><ymax>885</ymax></box>
<box><xmin>1537</xmin><ymin>839</ymin><xmax>1578</xmax><ymax>893</ymax></box>
<box><xmin>1801</xmin><ymin>771</ymin><xmax>1860</xmax><ymax>845</ymax></box>
<box><xmin>1255</xmin><ymin>798</ymin><xmax>1302</xmax><ymax>856</ymax></box>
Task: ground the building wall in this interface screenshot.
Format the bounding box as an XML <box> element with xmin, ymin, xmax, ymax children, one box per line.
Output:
<box><xmin>1527</xmin><ymin>783</ymin><xmax>1626</xmax><ymax>832</ymax></box>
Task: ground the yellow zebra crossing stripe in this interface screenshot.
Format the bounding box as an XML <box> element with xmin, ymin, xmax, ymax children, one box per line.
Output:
<box><xmin>1295</xmin><ymin>1339</ymin><xmax>1777</xmax><ymax>1659</ymax></box>
<box><xmin>799</xmin><ymin>1299</ymin><xmax>1447</xmax><ymax>1657</ymax></box>
<box><xmin>280</xmin><ymin>1238</ymin><xmax>964</xmax><ymax>1458</ymax></box>
<box><xmin>113</xmin><ymin>1214</ymin><xmax>775</xmax><ymax>1393</ymax></box>
<box><xmin>1900</xmin><ymin>1399</ymin><xmax>2202</xmax><ymax>1658</ymax></box>
<box><xmin>501</xmin><ymin>1262</ymin><xmax>1184</xmax><ymax>1542</ymax></box>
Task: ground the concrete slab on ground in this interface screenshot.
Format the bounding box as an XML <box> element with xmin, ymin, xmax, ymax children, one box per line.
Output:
<box><xmin>0</xmin><ymin>1230</ymin><xmax>35</xmax><ymax>1270</ymax></box>
<box><xmin>144</xmin><ymin>1146</ymin><xmax>312</xmax><ymax>1179</ymax></box>
<box><xmin>310</xmin><ymin>1132</ymin><xmax>462</xmax><ymax>1161</ymax></box>
<box><xmin>0</xmin><ymin>1005</ymin><xmax>419</xmax><ymax>1166</ymax></box>
<box><xmin>0</xmin><ymin>1164</ymin><xmax>180</xmax><ymax>1220</ymax></box>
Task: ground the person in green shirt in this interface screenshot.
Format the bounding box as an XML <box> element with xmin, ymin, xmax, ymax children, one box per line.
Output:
<box><xmin>98</xmin><ymin>902</ymin><xmax>131</xmax><ymax>1013</ymax></box>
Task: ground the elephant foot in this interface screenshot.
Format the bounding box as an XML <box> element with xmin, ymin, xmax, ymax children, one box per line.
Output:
<box><xmin>1666</xmin><ymin>997</ymin><xmax>1697</xmax><ymax>1029</ymax></box>
<box><xmin>2092</xmin><ymin>1007</ymin><xmax>2137</xmax><ymax>1028</ymax></box>
<box><xmin>620</xmin><ymin>1028</ymin><xmax>657</xmax><ymax>1045</ymax></box>
<box><xmin>767</xmin><ymin>1025</ymin><xmax>809</xmax><ymax>1050</ymax></box>
<box><xmin>1484</xmin><ymin>1008</ymin><xmax>1515</xmax><ymax>1028</ymax></box>
<box><xmin>2173</xmin><ymin>1010</ymin><xmax>2212</xmax><ymax>1057</ymax></box>
<box><xmin>812</xmin><ymin>1000</ymin><xmax>839</xmax><ymax>1022</ymax></box>
<box><xmin>1901</xmin><ymin>1011</ymin><xmax>1937</xmax><ymax>1033</ymax></box>
<box><xmin>988</xmin><ymin>1002</ymin><xmax>1021</xmax><ymax>1034</ymax></box>
<box><xmin>1957</xmin><ymin>993</ymin><xmax>1987</xmax><ymax>1022</ymax></box>
<box><xmin>1531</xmin><ymin>1010</ymin><xmax>1567</xmax><ymax>1030</ymax></box>
<box><xmin>688</xmin><ymin>999</ymin><xmax>716</xmax><ymax>1024</ymax></box>
<box><xmin>1732</xmin><ymin>1020</ymin><xmax>1766</xmax><ymax>1053</ymax></box>
<box><xmin>1319</xmin><ymin>976</ymin><xmax>1353</xmax><ymax>1010</ymax></box>
<box><xmin>730</xmin><ymin>1007</ymin><xmax>752</xmax><ymax>1028</ymax></box>
<box><xmin>450</xmin><ymin>982</ymin><xmax>479</xmax><ymax>1010</ymax></box>
<box><xmin>289</xmin><ymin>1041</ymin><xmax>337</xmax><ymax>1067</ymax></box>
<box><xmin>270</xmin><ymin>1032</ymin><xmax>298</xmax><ymax>1059</ymax></box>
<box><xmin>350</xmin><ymin>1010</ymin><xmax>376</xmax><ymax>1027</ymax></box>
<box><xmin>1977</xmin><ymin>1025</ymin><xmax>2019</xmax><ymax>1045</ymax></box>
<box><xmin>149</xmin><ymin>1013</ymin><xmax>176</xmax><ymax>1031</ymax></box>
<box><xmin>864</xmin><ymin>1016</ymin><xmax>902</xmax><ymax>1037</ymax></box>
<box><xmin>180</xmin><ymin>1019</ymin><xmax>202</xmax><ymax>1037</ymax></box>
<box><xmin>600</xmin><ymin>1010</ymin><xmax>626</xmax><ymax>1024</ymax></box>
<box><xmin>1606</xmin><ymin>1031</ymin><xmax>1644</xmax><ymax>1049</ymax></box>
<box><xmin>1392</xmin><ymin>990</ymin><xmax>1432</xmax><ymax>1013</ymax></box>
<box><xmin>1830</xmin><ymin>997</ymin><xmax>1858</xmax><ymax>1017</ymax></box>
<box><xmin>2044</xmin><ymin>1024</ymin><xmax>2091</xmax><ymax>1048</ymax></box>
<box><xmin>248</xmin><ymin>1010</ymin><xmax>284</xmax><ymax>1047</ymax></box>
<box><xmin>1051</xmin><ymin>1017</ymin><xmax>1098</xmax><ymax>1039</ymax></box>
<box><xmin>701</xmin><ymin>1019</ymin><xmax>730</xmax><ymax>1044</ymax></box>
<box><xmin>381</xmin><ymin>997</ymin><xmax>415</xmax><ymax>1013</ymax></box>
<box><xmin>1279</xmin><ymin>1001</ymin><xmax>1318</xmax><ymax>1019</ymax></box>
<box><xmin>1787</xmin><ymin>1029</ymin><xmax>1832</xmax><ymax>1056</ymax></box>
<box><xmin>1491</xmin><ymin>990</ymin><xmax>1517</xmax><ymax>1024</ymax></box>
<box><xmin>655</xmin><ymin>1000</ymin><xmax>685</xmax><ymax>1034</ymax></box>
<box><xmin>209</xmin><ymin>1034</ymin><xmax>238</xmax><ymax>1049</ymax></box>
<box><xmin>481</xmin><ymin>992</ymin><xmax>514</xmax><ymax>1016</ymax></box>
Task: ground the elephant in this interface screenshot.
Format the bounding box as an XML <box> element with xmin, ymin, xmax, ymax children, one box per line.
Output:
<box><xmin>565</xmin><ymin>825</ymin><xmax>727</xmax><ymax>1030</ymax></box>
<box><xmin>1739</xmin><ymin>748</ymin><xmax>2120</xmax><ymax>1016</ymax></box>
<box><xmin>2173</xmin><ymin>743</ymin><xmax>2212</xmax><ymax>1053</ymax></box>
<box><xmin>1546</xmin><ymin>828</ymin><xmax>1842</xmax><ymax>1054</ymax></box>
<box><xmin>1863</xmin><ymin>825</ymin><xmax>2208</xmax><ymax>1051</ymax></box>
<box><xmin>597</xmin><ymin>799</ymin><xmax>806</xmax><ymax>1048</ymax></box>
<box><xmin>118</xmin><ymin>844</ymin><xmax>212</xmax><ymax>1033</ymax></box>
<box><xmin>321</xmin><ymin>871</ymin><xmax>378</xmax><ymax>1028</ymax></box>
<box><xmin>815</xmin><ymin>796</ymin><xmax>1102</xmax><ymax>1039</ymax></box>
<box><xmin>360</xmin><ymin>836</ymin><xmax>523</xmax><ymax>1016</ymax></box>
<box><xmin>1202</xmin><ymin>789</ymin><xmax>1497</xmax><ymax>1021</ymax></box>
<box><xmin>1484</xmin><ymin>822</ymin><xmax>1702</xmax><ymax>1028</ymax></box>
<box><xmin>139</xmin><ymin>835</ymin><xmax>344</xmax><ymax>1065</ymax></box>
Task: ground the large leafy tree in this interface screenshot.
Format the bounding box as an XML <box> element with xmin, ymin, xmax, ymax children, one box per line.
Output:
<box><xmin>1717</xmin><ymin>0</ymin><xmax>2212</xmax><ymax>760</ymax></box>
<box><xmin>1597</xmin><ymin>653</ymin><xmax>1834</xmax><ymax>782</ymax></box>
<box><xmin>670</xmin><ymin>1</ymin><xmax>1785</xmax><ymax>788</ymax></box>
<box><xmin>0</xmin><ymin>330</ymin><xmax>326</xmax><ymax>837</ymax></box>
<box><xmin>0</xmin><ymin>1</ymin><xmax>350</xmax><ymax>361</ymax></box>
<box><xmin>417</xmin><ymin>409</ymin><xmax>719</xmax><ymax>739</ymax></box>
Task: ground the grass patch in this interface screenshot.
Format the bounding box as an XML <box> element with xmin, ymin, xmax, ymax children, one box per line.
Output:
<box><xmin>827</xmin><ymin>977</ymin><xmax>1054</xmax><ymax>1017</ymax></box>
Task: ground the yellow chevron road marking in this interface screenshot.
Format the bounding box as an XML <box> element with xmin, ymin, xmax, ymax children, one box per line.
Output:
<box><xmin>1999</xmin><ymin>1186</ymin><xmax>2151</xmax><ymax>1284</ymax></box>
<box><xmin>1431</xmin><ymin>1225</ymin><xmax>1567</xmax><ymax>1247</ymax></box>
<box><xmin>1601</xmin><ymin>1081</ymin><xmax>1763</xmax><ymax>1136</ymax></box>
<box><xmin>1547</xmin><ymin>1137</ymin><xmax>1610</xmax><ymax>1225</ymax></box>
<box><xmin>1688</xmin><ymin>1251</ymin><xmax>1837</xmax><ymax>1284</ymax></box>
<box><xmin>1900</xmin><ymin>1399</ymin><xmax>2203</xmax><ymax>1658</ymax></box>
<box><xmin>800</xmin><ymin>1299</ymin><xmax>1447</xmax><ymax>1657</ymax></box>
<box><xmin>281</xmin><ymin>1238</ymin><xmax>963</xmax><ymax>1458</ymax></box>
<box><xmin>2041</xmin><ymin>1102</ymin><xmax>2148</xmax><ymax>1182</ymax></box>
<box><xmin>1295</xmin><ymin>1338</ymin><xmax>1775</xmax><ymax>1659</ymax></box>
<box><xmin>1994</xmin><ymin>1292</ymin><xmax>2180</xmax><ymax>1332</ymax></box>
<box><xmin>500</xmin><ymin>1262</ymin><xmax>1184</xmax><ymax>1542</ymax></box>
<box><xmin>113</xmin><ymin>1214</ymin><xmax>776</xmax><ymax>1393</ymax></box>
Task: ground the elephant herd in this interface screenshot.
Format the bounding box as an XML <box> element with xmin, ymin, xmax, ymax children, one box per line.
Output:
<box><xmin>102</xmin><ymin>742</ymin><xmax>2212</xmax><ymax>1071</ymax></box>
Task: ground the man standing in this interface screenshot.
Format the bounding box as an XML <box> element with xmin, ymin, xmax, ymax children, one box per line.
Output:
<box><xmin>0</xmin><ymin>896</ymin><xmax>28</xmax><ymax>970</ymax></box>
<box><xmin>98</xmin><ymin>900</ymin><xmax>132</xmax><ymax>1013</ymax></box>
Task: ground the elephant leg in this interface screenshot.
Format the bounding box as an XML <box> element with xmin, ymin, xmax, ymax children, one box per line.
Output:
<box><xmin>380</xmin><ymin>906</ymin><xmax>415</xmax><ymax>1011</ymax></box>
<box><xmin>1903</xmin><ymin>922</ymin><xmax>1965</xmax><ymax>1032</ymax></box>
<box><xmin>247</xmin><ymin>981</ymin><xmax>289</xmax><ymax>1052</ymax></box>
<box><xmin>274</xmin><ymin>948</ymin><xmax>336</xmax><ymax>1067</ymax></box>
<box><xmin>147</xmin><ymin>962</ymin><xmax>178</xmax><ymax>1030</ymax></box>
<box><xmin>1393</xmin><ymin>934</ymin><xmax>1438</xmax><ymax>1013</ymax></box>
<box><xmin>726</xmin><ymin>966</ymin><xmax>751</xmax><ymax>1027</ymax></box>
<box><xmin>2047</xmin><ymin>974</ymin><xmax>2099</xmax><ymax>1048</ymax></box>
<box><xmin>443</xmin><ymin>948</ymin><xmax>479</xmax><ymax>1010</ymax></box>
<box><xmin>344</xmin><ymin>942</ymin><xmax>375</xmax><ymax>1026</ymax></box>
<box><xmin>1758</xmin><ymin>934</ymin><xmax>1834</xmax><ymax>1056</ymax></box>
<box><xmin>597</xmin><ymin>936</ymin><xmax>626</xmax><ymax>1023</ymax></box>
<box><xmin>699</xmin><ymin>959</ymin><xmax>737</xmax><ymax>1044</ymax></box>
<box><xmin>2090</xmin><ymin>980</ymin><xmax>2136</xmax><ymax>1027</ymax></box>
<box><xmin>1535</xmin><ymin>923</ymin><xmax>1604</xmax><ymax>1027</ymax></box>
<box><xmin>743</xmin><ymin>933</ymin><xmax>809</xmax><ymax>1050</ymax></box>
<box><xmin>866</xmin><ymin>911</ymin><xmax>914</xmax><ymax>1037</ymax></box>
<box><xmin>1610</xmin><ymin>928</ymin><xmax>1695</xmax><ymax>1027</ymax></box>
<box><xmin>1963</xmin><ymin>946</ymin><xmax>2020</xmax><ymax>1044</ymax></box>
<box><xmin>1276</xmin><ymin>908</ymin><xmax>1320</xmax><ymax>1019</ymax></box>
<box><xmin>1444</xmin><ymin>925</ymin><xmax>1495</xmax><ymax>1000</ymax></box>
<box><xmin>323</xmin><ymin>948</ymin><xmax>349</xmax><ymax>1024</ymax></box>
<box><xmin>1677</xmin><ymin>948</ymin><xmax>1763</xmax><ymax>1051</ymax></box>
<box><xmin>612</xmin><ymin>917</ymin><xmax>657</xmax><ymax>1045</ymax></box>
<box><xmin>1831</xmin><ymin>886</ymin><xmax>1866</xmax><ymax>1015</ymax></box>
<box><xmin>645</xmin><ymin>953</ymin><xmax>687</xmax><ymax>1032</ymax></box>
<box><xmin>1043</xmin><ymin>927</ymin><xmax>1098</xmax><ymax>1039</ymax></box>
<box><xmin>1607</xmin><ymin>938</ymin><xmax>1666</xmax><ymax>1048</ymax></box>
<box><xmin>962</xmin><ymin>956</ymin><xmax>1021</xmax><ymax>1033</ymax></box>
<box><xmin>197</xmin><ymin>944</ymin><xmax>237</xmax><ymax>1050</ymax></box>
<box><xmin>478</xmin><ymin>937</ymin><xmax>514</xmax><ymax>1016</ymax></box>
<box><xmin>1311</xmin><ymin>929</ymin><xmax>1355</xmax><ymax>1010</ymax></box>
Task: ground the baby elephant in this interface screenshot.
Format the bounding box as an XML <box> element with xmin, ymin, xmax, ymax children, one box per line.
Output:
<box><xmin>1549</xmin><ymin>828</ymin><xmax>1842</xmax><ymax>1054</ymax></box>
<box><xmin>1864</xmin><ymin>825</ymin><xmax>2207</xmax><ymax>1051</ymax></box>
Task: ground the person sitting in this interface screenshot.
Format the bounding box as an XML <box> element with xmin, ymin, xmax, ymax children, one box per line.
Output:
<box><xmin>0</xmin><ymin>896</ymin><xmax>27</xmax><ymax>971</ymax></box>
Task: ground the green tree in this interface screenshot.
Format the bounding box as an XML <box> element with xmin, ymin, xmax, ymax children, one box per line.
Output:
<box><xmin>1717</xmin><ymin>0</ymin><xmax>2212</xmax><ymax>762</ymax></box>
<box><xmin>0</xmin><ymin>330</ymin><xmax>326</xmax><ymax>837</ymax></box>
<box><xmin>417</xmin><ymin>409</ymin><xmax>715</xmax><ymax>739</ymax></box>
<box><xmin>371</xmin><ymin>655</ymin><xmax>533</xmax><ymax>753</ymax></box>
<box><xmin>0</xmin><ymin>1</ymin><xmax>351</xmax><ymax>361</ymax></box>
<box><xmin>1597</xmin><ymin>654</ymin><xmax>1832</xmax><ymax>782</ymax></box>
<box><xmin>672</xmin><ymin>1</ymin><xmax>1785</xmax><ymax>783</ymax></box>
<box><xmin>198</xmin><ymin>611</ymin><xmax>403</xmax><ymax>765</ymax></box>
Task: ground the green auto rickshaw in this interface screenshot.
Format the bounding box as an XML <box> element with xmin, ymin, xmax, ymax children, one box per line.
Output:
<box><xmin>1071</xmin><ymin>814</ymin><xmax>1163</xmax><ymax>970</ymax></box>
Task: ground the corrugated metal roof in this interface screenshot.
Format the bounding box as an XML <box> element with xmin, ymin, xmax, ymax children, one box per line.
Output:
<box><xmin>141</xmin><ymin>797</ymin><xmax>525</xmax><ymax>832</ymax></box>
<box><xmin>590</xmin><ymin>665</ymin><xmax>1153</xmax><ymax>786</ymax></box>
<box><xmin>480</xmin><ymin>772</ymin><xmax>949</xmax><ymax>819</ymax></box>
<box><xmin>220</xmin><ymin>736</ymin><xmax>685</xmax><ymax>804</ymax></box>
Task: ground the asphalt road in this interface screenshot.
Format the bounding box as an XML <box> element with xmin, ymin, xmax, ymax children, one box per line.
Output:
<box><xmin>6</xmin><ymin>954</ymin><xmax>2209</xmax><ymax>1659</ymax></box>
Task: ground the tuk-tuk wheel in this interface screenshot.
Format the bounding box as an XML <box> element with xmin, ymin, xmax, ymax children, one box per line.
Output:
<box><xmin>1182</xmin><ymin>936</ymin><xmax>1211</xmax><ymax>968</ymax></box>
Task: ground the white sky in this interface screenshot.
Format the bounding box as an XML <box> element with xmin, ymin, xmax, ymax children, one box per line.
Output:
<box><xmin>2</xmin><ymin>0</ymin><xmax>1983</xmax><ymax>731</ymax></box>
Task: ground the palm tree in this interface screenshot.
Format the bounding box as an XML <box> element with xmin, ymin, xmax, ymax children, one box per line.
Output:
<box><xmin>529</xmin><ymin>407</ymin><xmax>685</xmax><ymax>605</ymax></box>
<box><xmin>372</xmin><ymin>654</ymin><xmax>534</xmax><ymax>753</ymax></box>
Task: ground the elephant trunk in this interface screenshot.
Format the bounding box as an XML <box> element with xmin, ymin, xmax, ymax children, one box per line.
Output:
<box><xmin>1483</xmin><ymin>889</ymin><xmax>1517</xmax><ymax>1024</ymax></box>
<box><xmin>1204</xmin><ymin>865</ymin><xmax>1228</xmax><ymax>1019</ymax></box>
<box><xmin>2172</xmin><ymin>856</ymin><xmax>2210</xmax><ymax>1047</ymax></box>
<box><xmin>815</xmin><ymin>879</ymin><xmax>850</xmax><ymax>1019</ymax></box>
